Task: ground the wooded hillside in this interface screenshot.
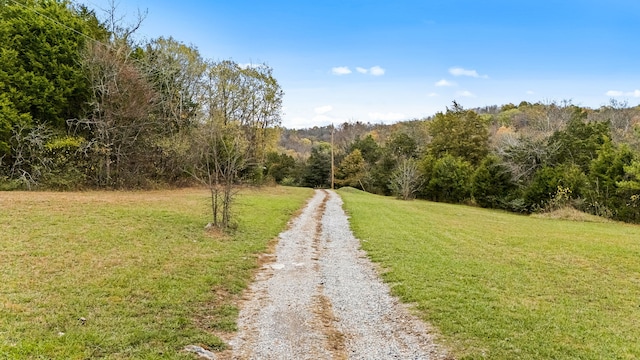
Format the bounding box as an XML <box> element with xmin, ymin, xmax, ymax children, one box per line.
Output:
<box><xmin>274</xmin><ymin>100</ymin><xmax>640</xmax><ymax>223</ymax></box>
<box><xmin>2</xmin><ymin>0</ymin><xmax>639</xmax><ymax>223</ymax></box>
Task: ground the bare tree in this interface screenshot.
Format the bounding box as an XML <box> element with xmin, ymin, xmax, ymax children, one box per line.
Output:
<box><xmin>6</xmin><ymin>123</ymin><xmax>52</xmax><ymax>188</ymax></box>
<box><xmin>187</xmin><ymin>60</ymin><xmax>282</xmax><ymax>228</ymax></box>
<box><xmin>189</xmin><ymin>120</ymin><xmax>247</xmax><ymax>228</ymax></box>
<box><xmin>389</xmin><ymin>158</ymin><xmax>422</xmax><ymax>200</ymax></box>
<box><xmin>70</xmin><ymin>42</ymin><xmax>157</xmax><ymax>187</ymax></box>
<box><xmin>99</xmin><ymin>0</ymin><xmax>147</xmax><ymax>46</ymax></box>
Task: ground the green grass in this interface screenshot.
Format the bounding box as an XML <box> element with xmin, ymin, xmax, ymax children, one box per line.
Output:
<box><xmin>338</xmin><ymin>188</ymin><xmax>640</xmax><ymax>360</ymax></box>
<box><xmin>0</xmin><ymin>187</ymin><xmax>313</xmax><ymax>359</ymax></box>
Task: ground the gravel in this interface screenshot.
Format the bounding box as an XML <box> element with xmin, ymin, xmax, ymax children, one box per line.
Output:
<box><xmin>226</xmin><ymin>190</ymin><xmax>449</xmax><ymax>360</ymax></box>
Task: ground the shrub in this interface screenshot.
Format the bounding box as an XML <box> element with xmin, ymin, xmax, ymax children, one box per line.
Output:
<box><xmin>523</xmin><ymin>164</ymin><xmax>588</xmax><ymax>212</ymax></box>
<box><xmin>471</xmin><ymin>155</ymin><xmax>515</xmax><ymax>209</ymax></box>
<box><xmin>424</xmin><ymin>154</ymin><xmax>473</xmax><ymax>203</ymax></box>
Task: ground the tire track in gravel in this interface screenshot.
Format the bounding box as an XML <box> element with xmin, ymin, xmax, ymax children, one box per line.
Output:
<box><xmin>223</xmin><ymin>189</ymin><xmax>449</xmax><ymax>360</ymax></box>
<box><xmin>312</xmin><ymin>191</ymin><xmax>349</xmax><ymax>359</ymax></box>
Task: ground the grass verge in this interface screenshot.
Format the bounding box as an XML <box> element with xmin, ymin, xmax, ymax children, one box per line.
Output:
<box><xmin>338</xmin><ymin>188</ymin><xmax>640</xmax><ymax>359</ymax></box>
<box><xmin>0</xmin><ymin>186</ymin><xmax>313</xmax><ymax>359</ymax></box>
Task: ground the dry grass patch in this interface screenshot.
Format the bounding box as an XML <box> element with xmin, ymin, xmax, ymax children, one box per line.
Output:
<box><xmin>532</xmin><ymin>206</ymin><xmax>614</xmax><ymax>223</ymax></box>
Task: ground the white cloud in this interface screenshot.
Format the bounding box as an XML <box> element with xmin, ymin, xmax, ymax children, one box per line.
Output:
<box><xmin>526</xmin><ymin>90</ymin><xmax>535</xmax><ymax>95</ymax></box>
<box><xmin>456</xmin><ymin>90</ymin><xmax>476</xmax><ymax>97</ymax></box>
<box><xmin>607</xmin><ymin>89</ymin><xmax>640</xmax><ymax>97</ymax></box>
<box><xmin>331</xmin><ymin>66</ymin><xmax>352</xmax><ymax>75</ymax></box>
<box><xmin>314</xmin><ymin>105</ymin><xmax>333</xmax><ymax>114</ymax></box>
<box><xmin>427</xmin><ymin>92</ymin><xmax>439</xmax><ymax>97</ymax></box>
<box><xmin>368</xmin><ymin>112</ymin><xmax>406</xmax><ymax>122</ymax></box>
<box><xmin>370</xmin><ymin>66</ymin><xmax>385</xmax><ymax>76</ymax></box>
<box><xmin>449</xmin><ymin>67</ymin><xmax>488</xmax><ymax>79</ymax></box>
<box><xmin>334</xmin><ymin>66</ymin><xmax>385</xmax><ymax>76</ymax></box>
<box><xmin>435</xmin><ymin>79</ymin><xmax>455</xmax><ymax>87</ymax></box>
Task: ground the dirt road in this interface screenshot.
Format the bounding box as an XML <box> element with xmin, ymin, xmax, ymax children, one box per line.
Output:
<box><xmin>223</xmin><ymin>190</ymin><xmax>448</xmax><ymax>359</ymax></box>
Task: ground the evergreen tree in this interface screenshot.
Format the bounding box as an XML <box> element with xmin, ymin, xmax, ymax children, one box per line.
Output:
<box><xmin>428</xmin><ymin>102</ymin><xmax>489</xmax><ymax>166</ymax></box>
<box><xmin>302</xmin><ymin>143</ymin><xmax>331</xmax><ymax>188</ymax></box>
<box><xmin>471</xmin><ymin>155</ymin><xmax>515</xmax><ymax>208</ymax></box>
<box><xmin>424</xmin><ymin>154</ymin><xmax>473</xmax><ymax>203</ymax></box>
<box><xmin>548</xmin><ymin>110</ymin><xmax>610</xmax><ymax>172</ymax></box>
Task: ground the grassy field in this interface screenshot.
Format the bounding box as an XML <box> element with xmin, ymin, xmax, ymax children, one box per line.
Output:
<box><xmin>0</xmin><ymin>187</ymin><xmax>313</xmax><ymax>359</ymax></box>
<box><xmin>338</xmin><ymin>188</ymin><xmax>640</xmax><ymax>360</ymax></box>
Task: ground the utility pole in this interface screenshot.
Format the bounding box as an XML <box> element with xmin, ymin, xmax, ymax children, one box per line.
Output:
<box><xmin>331</xmin><ymin>123</ymin><xmax>335</xmax><ymax>190</ymax></box>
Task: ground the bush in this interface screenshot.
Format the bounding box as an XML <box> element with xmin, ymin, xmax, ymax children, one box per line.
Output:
<box><xmin>471</xmin><ymin>155</ymin><xmax>515</xmax><ymax>209</ymax></box>
<box><xmin>423</xmin><ymin>154</ymin><xmax>473</xmax><ymax>203</ymax></box>
<box><xmin>523</xmin><ymin>164</ymin><xmax>588</xmax><ymax>212</ymax></box>
<box><xmin>0</xmin><ymin>177</ymin><xmax>25</xmax><ymax>191</ymax></box>
<box><xmin>41</xmin><ymin>136</ymin><xmax>87</xmax><ymax>190</ymax></box>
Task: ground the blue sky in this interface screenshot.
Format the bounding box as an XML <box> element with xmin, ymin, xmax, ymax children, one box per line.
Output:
<box><xmin>85</xmin><ymin>0</ymin><xmax>640</xmax><ymax>128</ymax></box>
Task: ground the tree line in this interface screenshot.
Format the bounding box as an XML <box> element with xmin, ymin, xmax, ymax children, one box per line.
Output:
<box><xmin>269</xmin><ymin>101</ymin><xmax>640</xmax><ymax>223</ymax></box>
<box><xmin>0</xmin><ymin>0</ymin><xmax>283</xmax><ymax>227</ymax></box>
<box><xmin>3</xmin><ymin>1</ymin><xmax>640</xmax><ymax>225</ymax></box>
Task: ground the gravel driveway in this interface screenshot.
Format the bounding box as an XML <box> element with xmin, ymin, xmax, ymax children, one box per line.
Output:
<box><xmin>224</xmin><ymin>189</ymin><xmax>449</xmax><ymax>359</ymax></box>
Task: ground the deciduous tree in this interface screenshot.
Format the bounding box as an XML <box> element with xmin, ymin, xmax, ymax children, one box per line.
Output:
<box><xmin>336</xmin><ymin>149</ymin><xmax>366</xmax><ymax>189</ymax></box>
<box><xmin>389</xmin><ymin>158</ymin><xmax>421</xmax><ymax>200</ymax></box>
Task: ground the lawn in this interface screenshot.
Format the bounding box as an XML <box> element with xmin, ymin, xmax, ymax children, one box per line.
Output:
<box><xmin>0</xmin><ymin>187</ymin><xmax>313</xmax><ymax>359</ymax></box>
<box><xmin>338</xmin><ymin>188</ymin><xmax>640</xmax><ymax>360</ymax></box>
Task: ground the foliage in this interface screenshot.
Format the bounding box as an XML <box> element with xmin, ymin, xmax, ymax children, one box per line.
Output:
<box><xmin>427</xmin><ymin>101</ymin><xmax>490</xmax><ymax>166</ymax></box>
<box><xmin>387</xmin><ymin>132</ymin><xmax>418</xmax><ymax>159</ymax></box>
<box><xmin>349</xmin><ymin>134</ymin><xmax>381</xmax><ymax>164</ymax></box>
<box><xmin>497</xmin><ymin>136</ymin><xmax>557</xmax><ymax>185</ymax></box>
<box><xmin>3</xmin><ymin>122</ymin><xmax>52</xmax><ymax>189</ymax></box>
<box><xmin>367</xmin><ymin>151</ymin><xmax>397</xmax><ymax>196</ymax></box>
<box><xmin>523</xmin><ymin>164</ymin><xmax>588</xmax><ymax>212</ymax></box>
<box><xmin>0</xmin><ymin>95</ymin><xmax>31</xmax><ymax>158</ymax></box>
<box><xmin>1</xmin><ymin>0</ymin><xmax>639</xmax><ymax>225</ymax></box>
<box><xmin>141</xmin><ymin>36</ymin><xmax>206</xmax><ymax>133</ymax></box>
<box><xmin>188</xmin><ymin>121</ymin><xmax>248</xmax><ymax>228</ymax></box>
<box><xmin>204</xmin><ymin>60</ymin><xmax>283</xmax><ymax>176</ymax></box>
<box><xmin>265</xmin><ymin>151</ymin><xmax>296</xmax><ymax>183</ymax></box>
<box><xmin>41</xmin><ymin>135</ymin><xmax>88</xmax><ymax>190</ymax></box>
<box><xmin>616</xmin><ymin>159</ymin><xmax>640</xmax><ymax>222</ymax></box>
<box><xmin>335</xmin><ymin>149</ymin><xmax>366</xmax><ymax>189</ymax></box>
<box><xmin>471</xmin><ymin>155</ymin><xmax>515</xmax><ymax>208</ymax></box>
<box><xmin>618</xmin><ymin>160</ymin><xmax>640</xmax><ymax>191</ymax></box>
<box><xmin>0</xmin><ymin>1</ymin><xmax>283</xmax><ymax>197</ymax></box>
<box><xmin>422</xmin><ymin>154</ymin><xmax>473</xmax><ymax>203</ymax></box>
<box><xmin>302</xmin><ymin>143</ymin><xmax>332</xmax><ymax>188</ymax></box>
<box><xmin>0</xmin><ymin>0</ymin><xmax>103</xmax><ymax>152</ymax></box>
<box><xmin>585</xmin><ymin>140</ymin><xmax>635</xmax><ymax>218</ymax></box>
<box><xmin>276</xmin><ymin>102</ymin><xmax>640</xmax><ymax>223</ymax></box>
<box><xmin>548</xmin><ymin>111</ymin><xmax>610</xmax><ymax>172</ymax></box>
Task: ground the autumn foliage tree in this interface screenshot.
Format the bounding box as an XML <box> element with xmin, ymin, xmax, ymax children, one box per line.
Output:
<box><xmin>336</xmin><ymin>149</ymin><xmax>366</xmax><ymax>189</ymax></box>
